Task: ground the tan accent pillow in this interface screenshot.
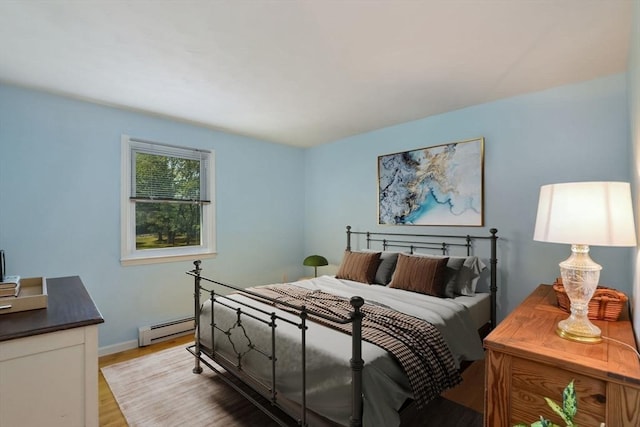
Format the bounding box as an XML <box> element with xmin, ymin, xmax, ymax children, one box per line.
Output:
<box><xmin>389</xmin><ymin>254</ymin><xmax>450</xmax><ymax>297</ymax></box>
<box><xmin>335</xmin><ymin>251</ymin><xmax>381</xmax><ymax>284</ymax></box>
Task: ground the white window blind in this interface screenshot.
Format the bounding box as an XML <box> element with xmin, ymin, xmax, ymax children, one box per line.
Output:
<box><xmin>129</xmin><ymin>139</ymin><xmax>211</xmax><ymax>203</ymax></box>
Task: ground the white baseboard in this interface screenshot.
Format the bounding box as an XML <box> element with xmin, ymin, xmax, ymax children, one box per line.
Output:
<box><xmin>99</xmin><ymin>339</ymin><xmax>138</xmax><ymax>357</ymax></box>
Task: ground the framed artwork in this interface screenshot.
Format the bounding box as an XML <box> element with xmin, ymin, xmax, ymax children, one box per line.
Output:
<box><xmin>378</xmin><ymin>137</ymin><xmax>484</xmax><ymax>226</ymax></box>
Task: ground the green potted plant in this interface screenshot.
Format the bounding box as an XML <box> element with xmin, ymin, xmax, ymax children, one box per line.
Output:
<box><xmin>514</xmin><ymin>380</ymin><xmax>605</xmax><ymax>427</ymax></box>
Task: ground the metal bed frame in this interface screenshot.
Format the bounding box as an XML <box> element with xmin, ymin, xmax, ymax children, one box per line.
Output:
<box><xmin>187</xmin><ymin>226</ymin><xmax>499</xmax><ymax>427</ymax></box>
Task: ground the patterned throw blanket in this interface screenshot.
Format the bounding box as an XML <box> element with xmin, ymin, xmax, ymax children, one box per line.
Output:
<box><xmin>246</xmin><ymin>284</ymin><xmax>461</xmax><ymax>408</ymax></box>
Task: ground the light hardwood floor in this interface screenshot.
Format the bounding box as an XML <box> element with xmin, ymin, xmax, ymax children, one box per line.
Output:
<box><xmin>442</xmin><ymin>359</ymin><xmax>484</xmax><ymax>413</ymax></box>
<box><xmin>99</xmin><ymin>336</ymin><xmax>484</xmax><ymax>426</ymax></box>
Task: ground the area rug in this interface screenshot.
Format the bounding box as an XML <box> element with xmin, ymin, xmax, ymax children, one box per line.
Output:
<box><xmin>102</xmin><ymin>343</ymin><xmax>482</xmax><ymax>426</ymax></box>
<box><xmin>102</xmin><ymin>343</ymin><xmax>285</xmax><ymax>426</ymax></box>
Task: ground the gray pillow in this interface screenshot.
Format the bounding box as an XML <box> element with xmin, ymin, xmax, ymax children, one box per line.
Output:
<box><xmin>443</xmin><ymin>257</ymin><xmax>465</xmax><ymax>298</ymax></box>
<box><xmin>455</xmin><ymin>256</ymin><xmax>487</xmax><ymax>296</ymax></box>
<box><xmin>374</xmin><ymin>251</ymin><xmax>399</xmax><ymax>285</ymax></box>
<box><xmin>359</xmin><ymin>250</ymin><xmax>401</xmax><ymax>285</ymax></box>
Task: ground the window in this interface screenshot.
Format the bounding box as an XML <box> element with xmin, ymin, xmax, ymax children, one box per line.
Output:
<box><xmin>121</xmin><ymin>135</ymin><xmax>216</xmax><ymax>265</ymax></box>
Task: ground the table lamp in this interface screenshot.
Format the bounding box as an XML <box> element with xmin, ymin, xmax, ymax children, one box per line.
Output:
<box><xmin>533</xmin><ymin>181</ymin><xmax>636</xmax><ymax>343</ymax></box>
<box><xmin>303</xmin><ymin>255</ymin><xmax>328</xmax><ymax>277</ymax></box>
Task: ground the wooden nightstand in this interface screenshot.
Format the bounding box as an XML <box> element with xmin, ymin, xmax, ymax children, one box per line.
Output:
<box><xmin>484</xmin><ymin>284</ymin><xmax>640</xmax><ymax>427</ymax></box>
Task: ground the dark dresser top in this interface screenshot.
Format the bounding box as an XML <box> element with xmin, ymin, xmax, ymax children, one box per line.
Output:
<box><xmin>0</xmin><ymin>275</ymin><xmax>104</xmax><ymax>342</ymax></box>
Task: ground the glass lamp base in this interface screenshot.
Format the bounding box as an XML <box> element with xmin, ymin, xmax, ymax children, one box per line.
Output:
<box><xmin>556</xmin><ymin>244</ymin><xmax>603</xmax><ymax>344</ymax></box>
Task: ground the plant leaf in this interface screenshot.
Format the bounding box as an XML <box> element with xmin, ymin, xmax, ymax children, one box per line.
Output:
<box><xmin>539</xmin><ymin>416</ymin><xmax>563</xmax><ymax>427</ymax></box>
<box><xmin>562</xmin><ymin>380</ymin><xmax>577</xmax><ymax>423</ymax></box>
<box><xmin>544</xmin><ymin>397</ymin><xmax>571</xmax><ymax>425</ymax></box>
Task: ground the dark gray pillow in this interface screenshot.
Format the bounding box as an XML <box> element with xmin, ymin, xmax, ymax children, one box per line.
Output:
<box><xmin>374</xmin><ymin>251</ymin><xmax>399</xmax><ymax>285</ymax></box>
<box><xmin>443</xmin><ymin>257</ymin><xmax>465</xmax><ymax>298</ymax></box>
<box><xmin>359</xmin><ymin>250</ymin><xmax>401</xmax><ymax>285</ymax></box>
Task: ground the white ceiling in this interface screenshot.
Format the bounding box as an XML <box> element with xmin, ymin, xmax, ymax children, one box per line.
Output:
<box><xmin>0</xmin><ymin>1</ymin><xmax>632</xmax><ymax>147</ymax></box>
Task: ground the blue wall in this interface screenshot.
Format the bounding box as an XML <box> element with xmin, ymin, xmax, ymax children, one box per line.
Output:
<box><xmin>0</xmin><ymin>84</ymin><xmax>306</xmax><ymax>348</ymax></box>
<box><xmin>304</xmin><ymin>73</ymin><xmax>632</xmax><ymax>320</ymax></box>
<box><xmin>0</xmin><ymin>72</ymin><xmax>632</xmax><ymax>348</ymax></box>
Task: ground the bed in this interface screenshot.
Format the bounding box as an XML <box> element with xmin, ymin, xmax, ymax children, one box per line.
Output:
<box><xmin>187</xmin><ymin>226</ymin><xmax>498</xmax><ymax>427</ymax></box>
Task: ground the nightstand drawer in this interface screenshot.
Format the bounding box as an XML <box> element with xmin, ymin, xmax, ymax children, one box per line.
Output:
<box><xmin>510</xmin><ymin>357</ymin><xmax>605</xmax><ymax>426</ymax></box>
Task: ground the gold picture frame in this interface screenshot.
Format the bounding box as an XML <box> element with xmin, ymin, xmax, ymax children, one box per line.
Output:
<box><xmin>377</xmin><ymin>137</ymin><xmax>484</xmax><ymax>226</ymax></box>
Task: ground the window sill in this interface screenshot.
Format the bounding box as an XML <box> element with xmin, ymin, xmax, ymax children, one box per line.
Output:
<box><xmin>120</xmin><ymin>251</ymin><xmax>217</xmax><ymax>266</ymax></box>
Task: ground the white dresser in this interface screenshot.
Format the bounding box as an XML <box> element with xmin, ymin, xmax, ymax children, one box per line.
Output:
<box><xmin>0</xmin><ymin>276</ymin><xmax>103</xmax><ymax>427</ymax></box>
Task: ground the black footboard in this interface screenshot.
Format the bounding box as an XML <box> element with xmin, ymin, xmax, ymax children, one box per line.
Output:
<box><xmin>187</xmin><ymin>260</ymin><xmax>365</xmax><ymax>427</ymax></box>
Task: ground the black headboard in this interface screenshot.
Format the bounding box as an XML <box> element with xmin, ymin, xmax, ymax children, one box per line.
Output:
<box><xmin>346</xmin><ymin>225</ymin><xmax>499</xmax><ymax>330</ymax></box>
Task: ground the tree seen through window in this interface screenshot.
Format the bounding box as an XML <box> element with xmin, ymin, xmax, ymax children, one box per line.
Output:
<box><xmin>134</xmin><ymin>152</ymin><xmax>202</xmax><ymax>249</ymax></box>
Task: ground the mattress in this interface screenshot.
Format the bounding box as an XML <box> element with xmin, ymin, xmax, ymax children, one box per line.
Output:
<box><xmin>453</xmin><ymin>292</ymin><xmax>491</xmax><ymax>330</ymax></box>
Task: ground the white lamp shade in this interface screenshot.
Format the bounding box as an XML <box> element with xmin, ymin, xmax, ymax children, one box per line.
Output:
<box><xmin>533</xmin><ymin>181</ymin><xmax>637</xmax><ymax>247</ymax></box>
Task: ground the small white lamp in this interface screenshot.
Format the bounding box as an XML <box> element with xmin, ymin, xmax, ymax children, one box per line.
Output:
<box><xmin>533</xmin><ymin>181</ymin><xmax>636</xmax><ymax>343</ymax></box>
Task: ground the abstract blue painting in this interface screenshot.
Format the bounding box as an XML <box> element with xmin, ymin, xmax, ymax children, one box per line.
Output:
<box><xmin>378</xmin><ymin>138</ymin><xmax>484</xmax><ymax>226</ymax></box>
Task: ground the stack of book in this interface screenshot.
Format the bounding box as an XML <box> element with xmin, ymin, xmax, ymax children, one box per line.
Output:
<box><xmin>0</xmin><ymin>275</ymin><xmax>21</xmax><ymax>298</ymax></box>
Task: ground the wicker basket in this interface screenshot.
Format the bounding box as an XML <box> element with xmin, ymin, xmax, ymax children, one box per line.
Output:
<box><xmin>552</xmin><ymin>278</ymin><xmax>627</xmax><ymax>322</ymax></box>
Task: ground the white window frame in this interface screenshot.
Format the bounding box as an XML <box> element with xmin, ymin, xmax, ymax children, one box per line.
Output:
<box><xmin>120</xmin><ymin>135</ymin><xmax>216</xmax><ymax>266</ymax></box>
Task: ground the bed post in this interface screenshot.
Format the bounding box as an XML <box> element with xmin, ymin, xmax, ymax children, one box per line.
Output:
<box><xmin>300</xmin><ymin>308</ymin><xmax>308</xmax><ymax>427</ymax></box>
<box><xmin>489</xmin><ymin>229</ymin><xmax>498</xmax><ymax>329</ymax></box>
<box><xmin>192</xmin><ymin>260</ymin><xmax>203</xmax><ymax>374</ymax></box>
<box><xmin>346</xmin><ymin>225</ymin><xmax>352</xmax><ymax>251</ymax></box>
<box><xmin>349</xmin><ymin>296</ymin><xmax>364</xmax><ymax>427</ymax></box>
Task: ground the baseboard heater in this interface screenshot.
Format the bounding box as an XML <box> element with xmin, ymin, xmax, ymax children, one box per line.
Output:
<box><xmin>138</xmin><ymin>316</ymin><xmax>195</xmax><ymax>347</ymax></box>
